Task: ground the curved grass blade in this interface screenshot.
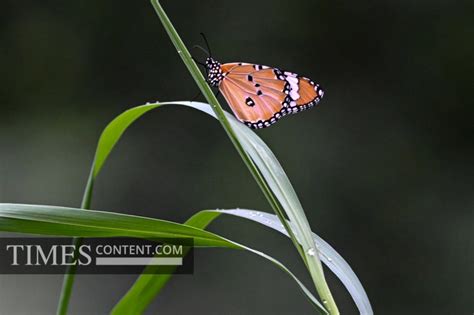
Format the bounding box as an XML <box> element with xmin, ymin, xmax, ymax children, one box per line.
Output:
<box><xmin>63</xmin><ymin>0</ymin><xmax>340</xmax><ymax>311</ymax></box>
<box><xmin>58</xmin><ymin>103</ymin><xmax>169</xmax><ymax>315</ymax></box>
<box><xmin>150</xmin><ymin>0</ymin><xmax>338</xmax><ymax>312</ymax></box>
<box><xmin>0</xmin><ymin>203</ymin><xmax>237</xmax><ymax>248</ymax></box>
<box><xmin>215</xmin><ymin>209</ymin><xmax>373</xmax><ymax>315</ymax></box>
<box><xmin>113</xmin><ymin>208</ymin><xmax>373</xmax><ymax>315</ymax></box>
<box><xmin>0</xmin><ymin>203</ymin><xmax>326</xmax><ymax>314</ymax></box>
<box><xmin>73</xmin><ymin>100</ymin><xmax>365</xmax><ymax>313</ymax></box>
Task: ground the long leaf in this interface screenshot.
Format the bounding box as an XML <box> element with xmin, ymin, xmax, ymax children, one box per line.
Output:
<box><xmin>150</xmin><ymin>1</ymin><xmax>338</xmax><ymax>312</ymax></box>
<box><xmin>216</xmin><ymin>209</ymin><xmax>373</xmax><ymax>315</ymax></box>
<box><xmin>113</xmin><ymin>209</ymin><xmax>373</xmax><ymax>315</ymax></box>
<box><xmin>0</xmin><ymin>203</ymin><xmax>236</xmax><ymax>248</ymax></box>
<box><xmin>0</xmin><ymin>203</ymin><xmax>327</xmax><ymax>314</ymax></box>
<box><xmin>68</xmin><ymin>100</ymin><xmax>368</xmax><ymax>313</ymax></box>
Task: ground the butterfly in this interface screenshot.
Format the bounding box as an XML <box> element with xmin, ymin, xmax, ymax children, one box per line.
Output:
<box><xmin>205</xmin><ymin>58</ymin><xmax>324</xmax><ymax>129</ymax></box>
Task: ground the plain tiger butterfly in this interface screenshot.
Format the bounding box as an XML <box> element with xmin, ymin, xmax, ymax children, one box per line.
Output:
<box><xmin>196</xmin><ymin>35</ymin><xmax>324</xmax><ymax>129</ymax></box>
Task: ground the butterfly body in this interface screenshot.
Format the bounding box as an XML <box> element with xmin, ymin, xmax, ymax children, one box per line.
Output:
<box><xmin>205</xmin><ymin>57</ymin><xmax>324</xmax><ymax>129</ymax></box>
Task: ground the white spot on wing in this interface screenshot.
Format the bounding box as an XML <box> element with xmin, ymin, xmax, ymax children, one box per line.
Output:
<box><xmin>290</xmin><ymin>89</ymin><xmax>300</xmax><ymax>100</ymax></box>
<box><xmin>286</xmin><ymin>76</ymin><xmax>300</xmax><ymax>100</ymax></box>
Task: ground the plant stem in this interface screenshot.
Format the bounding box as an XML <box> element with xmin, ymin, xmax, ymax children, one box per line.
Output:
<box><xmin>150</xmin><ymin>1</ymin><xmax>339</xmax><ymax>314</ymax></box>
<box><xmin>149</xmin><ymin>0</ymin><xmax>306</xmax><ymax>262</ymax></box>
<box><xmin>151</xmin><ymin>0</ymin><xmax>307</xmax><ymax>259</ymax></box>
<box><xmin>56</xmin><ymin>169</ymin><xmax>94</xmax><ymax>315</ymax></box>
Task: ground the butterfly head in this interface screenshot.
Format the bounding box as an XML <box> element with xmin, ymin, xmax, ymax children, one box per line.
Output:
<box><xmin>205</xmin><ymin>57</ymin><xmax>224</xmax><ymax>87</ymax></box>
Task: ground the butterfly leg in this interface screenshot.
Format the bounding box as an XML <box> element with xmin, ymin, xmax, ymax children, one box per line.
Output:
<box><xmin>192</xmin><ymin>57</ymin><xmax>207</xmax><ymax>71</ymax></box>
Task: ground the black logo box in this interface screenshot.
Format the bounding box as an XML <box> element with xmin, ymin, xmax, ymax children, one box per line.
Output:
<box><xmin>0</xmin><ymin>237</ymin><xmax>193</xmax><ymax>274</ymax></box>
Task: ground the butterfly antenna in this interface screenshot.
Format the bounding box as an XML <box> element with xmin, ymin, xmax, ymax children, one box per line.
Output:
<box><xmin>200</xmin><ymin>32</ymin><xmax>212</xmax><ymax>57</ymax></box>
<box><xmin>192</xmin><ymin>45</ymin><xmax>210</xmax><ymax>58</ymax></box>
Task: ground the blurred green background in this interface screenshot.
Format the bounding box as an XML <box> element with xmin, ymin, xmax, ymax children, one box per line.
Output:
<box><xmin>1</xmin><ymin>0</ymin><xmax>473</xmax><ymax>314</ymax></box>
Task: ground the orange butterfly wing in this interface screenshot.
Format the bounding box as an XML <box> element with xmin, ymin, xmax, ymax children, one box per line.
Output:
<box><xmin>218</xmin><ymin>63</ymin><xmax>324</xmax><ymax>128</ymax></box>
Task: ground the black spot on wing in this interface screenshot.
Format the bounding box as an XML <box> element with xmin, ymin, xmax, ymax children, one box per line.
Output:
<box><xmin>245</xmin><ymin>97</ymin><xmax>255</xmax><ymax>107</ymax></box>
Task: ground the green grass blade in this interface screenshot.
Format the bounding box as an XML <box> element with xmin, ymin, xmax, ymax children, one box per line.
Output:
<box><xmin>60</xmin><ymin>0</ymin><xmax>339</xmax><ymax>312</ymax></box>
<box><xmin>149</xmin><ymin>0</ymin><xmax>308</xmax><ymax>271</ymax></box>
<box><xmin>59</xmin><ymin>100</ymin><xmax>341</xmax><ymax>313</ymax></box>
<box><xmin>93</xmin><ymin>105</ymin><xmax>161</xmax><ymax>177</ymax></box>
<box><xmin>55</xmin><ymin>98</ymin><xmax>345</xmax><ymax>313</ymax></box>
<box><xmin>112</xmin><ymin>210</ymin><xmax>327</xmax><ymax>315</ymax></box>
<box><xmin>112</xmin><ymin>208</ymin><xmax>373</xmax><ymax>315</ymax></box>
<box><xmin>0</xmin><ymin>203</ymin><xmax>238</xmax><ymax>248</ymax></box>
<box><xmin>215</xmin><ymin>209</ymin><xmax>374</xmax><ymax>315</ymax></box>
<box><xmin>0</xmin><ymin>203</ymin><xmax>326</xmax><ymax>314</ymax></box>
<box><xmin>58</xmin><ymin>103</ymin><xmax>180</xmax><ymax>314</ymax></box>
<box><xmin>150</xmin><ymin>1</ymin><xmax>338</xmax><ymax>312</ymax></box>
<box><xmin>59</xmin><ymin>0</ymin><xmax>339</xmax><ymax>312</ymax></box>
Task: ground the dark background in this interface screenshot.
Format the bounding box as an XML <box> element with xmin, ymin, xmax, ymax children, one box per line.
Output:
<box><xmin>1</xmin><ymin>0</ymin><xmax>473</xmax><ymax>314</ymax></box>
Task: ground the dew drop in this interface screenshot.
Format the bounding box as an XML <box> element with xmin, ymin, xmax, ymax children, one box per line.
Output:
<box><xmin>307</xmin><ymin>248</ymin><xmax>316</xmax><ymax>256</ymax></box>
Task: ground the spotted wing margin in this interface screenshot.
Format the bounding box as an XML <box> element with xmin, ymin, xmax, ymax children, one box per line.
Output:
<box><xmin>219</xmin><ymin>63</ymin><xmax>324</xmax><ymax>129</ymax></box>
